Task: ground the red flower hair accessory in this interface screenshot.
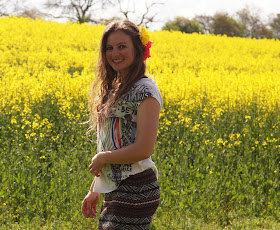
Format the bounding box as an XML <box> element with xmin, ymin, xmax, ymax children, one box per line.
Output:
<box><xmin>139</xmin><ymin>25</ymin><xmax>152</xmax><ymax>61</ymax></box>
<box><xmin>143</xmin><ymin>41</ymin><xmax>152</xmax><ymax>61</ymax></box>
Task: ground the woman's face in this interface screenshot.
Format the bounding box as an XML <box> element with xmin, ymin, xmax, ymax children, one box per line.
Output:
<box><xmin>105</xmin><ymin>30</ymin><xmax>135</xmax><ymax>77</ymax></box>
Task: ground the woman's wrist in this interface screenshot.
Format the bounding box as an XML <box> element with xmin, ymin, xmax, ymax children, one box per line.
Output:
<box><xmin>88</xmin><ymin>190</ymin><xmax>99</xmax><ymax>195</ymax></box>
<box><xmin>98</xmin><ymin>150</ymin><xmax>111</xmax><ymax>164</ymax></box>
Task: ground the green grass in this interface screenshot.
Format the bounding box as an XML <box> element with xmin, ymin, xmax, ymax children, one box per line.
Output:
<box><xmin>1</xmin><ymin>95</ymin><xmax>280</xmax><ymax>229</ymax></box>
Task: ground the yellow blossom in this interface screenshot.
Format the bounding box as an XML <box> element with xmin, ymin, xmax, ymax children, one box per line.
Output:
<box><xmin>217</xmin><ymin>138</ymin><xmax>223</xmax><ymax>144</ymax></box>
<box><xmin>245</xmin><ymin>115</ymin><xmax>251</xmax><ymax>120</ymax></box>
<box><xmin>229</xmin><ymin>133</ymin><xmax>235</xmax><ymax>141</ymax></box>
<box><xmin>11</xmin><ymin>118</ymin><xmax>17</xmax><ymax>124</ymax></box>
<box><xmin>234</xmin><ymin>140</ymin><xmax>242</xmax><ymax>146</ymax></box>
<box><xmin>191</xmin><ymin>124</ymin><xmax>200</xmax><ymax>132</ymax></box>
<box><xmin>139</xmin><ymin>25</ymin><xmax>150</xmax><ymax>45</ymax></box>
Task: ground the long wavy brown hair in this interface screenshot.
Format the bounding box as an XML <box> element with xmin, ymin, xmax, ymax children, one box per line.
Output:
<box><xmin>89</xmin><ymin>19</ymin><xmax>146</xmax><ymax>131</ymax></box>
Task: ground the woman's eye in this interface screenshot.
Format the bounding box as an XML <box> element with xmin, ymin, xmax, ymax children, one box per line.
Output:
<box><xmin>119</xmin><ymin>45</ymin><xmax>126</xmax><ymax>49</ymax></box>
<box><xmin>106</xmin><ymin>46</ymin><xmax>112</xmax><ymax>51</ymax></box>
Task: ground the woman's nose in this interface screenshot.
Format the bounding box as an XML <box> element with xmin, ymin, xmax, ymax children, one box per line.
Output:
<box><xmin>111</xmin><ymin>48</ymin><xmax>120</xmax><ymax>57</ymax></box>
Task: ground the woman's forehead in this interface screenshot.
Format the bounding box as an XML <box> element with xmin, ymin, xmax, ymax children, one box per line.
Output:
<box><xmin>106</xmin><ymin>30</ymin><xmax>132</xmax><ymax>45</ymax></box>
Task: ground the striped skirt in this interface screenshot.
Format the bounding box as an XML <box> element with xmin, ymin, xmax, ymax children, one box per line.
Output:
<box><xmin>98</xmin><ymin>169</ymin><xmax>160</xmax><ymax>230</ymax></box>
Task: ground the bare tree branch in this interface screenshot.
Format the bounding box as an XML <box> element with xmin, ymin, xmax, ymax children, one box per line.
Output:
<box><xmin>0</xmin><ymin>0</ymin><xmax>26</xmax><ymax>16</ymax></box>
<box><xmin>195</xmin><ymin>15</ymin><xmax>214</xmax><ymax>34</ymax></box>
<box><xmin>116</xmin><ymin>0</ymin><xmax>164</xmax><ymax>28</ymax></box>
<box><xmin>19</xmin><ymin>8</ymin><xmax>45</xmax><ymax>19</ymax></box>
<box><xmin>0</xmin><ymin>0</ymin><xmax>9</xmax><ymax>8</ymax></box>
<box><xmin>43</xmin><ymin>0</ymin><xmax>107</xmax><ymax>23</ymax></box>
<box><xmin>0</xmin><ymin>0</ymin><xmax>10</xmax><ymax>16</ymax></box>
<box><xmin>236</xmin><ymin>6</ymin><xmax>263</xmax><ymax>38</ymax></box>
<box><xmin>139</xmin><ymin>2</ymin><xmax>163</xmax><ymax>26</ymax></box>
<box><xmin>118</xmin><ymin>0</ymin><xmax>135</xmax><ymax>19</ymax></box>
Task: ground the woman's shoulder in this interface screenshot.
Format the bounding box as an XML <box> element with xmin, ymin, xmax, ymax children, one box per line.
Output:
<box><xmin>134</xmin><ymin>76</ymin><xmax>158</xmax><ymax>88</ymax></box>
<box><xmin>132</xmin><ymin>76</ymin><xmax>163</xmax><ymax>108</ymax></box>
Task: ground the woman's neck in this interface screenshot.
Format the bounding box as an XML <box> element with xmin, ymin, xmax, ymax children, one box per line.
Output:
<box><xmin>117</xmin><ymin>72</ymin><xmax>128</xmax><ymax>84</ymax></box>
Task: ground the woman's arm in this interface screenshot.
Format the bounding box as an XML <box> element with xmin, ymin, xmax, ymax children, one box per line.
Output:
<box><xmin>89</xmin><ymin>178</ymin><xmax>95</xmax><ymax>192</ymax></box>
<box><xmin>81</xmin><ymin>178</ymin><xmax>100</xmax><ymax>218</ymax></box>
<box><xmin>89</xmin><ymin>96</ymin><xmax>161</xmax><ymax>177</ymax></box>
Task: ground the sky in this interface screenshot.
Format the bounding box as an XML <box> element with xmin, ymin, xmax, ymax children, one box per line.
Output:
<box><xmin>29</xmin><ymin>0</ymin><xmax>280</xmax><ymax>30</ymax></box>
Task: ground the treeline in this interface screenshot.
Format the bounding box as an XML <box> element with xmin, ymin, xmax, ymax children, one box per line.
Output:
<box><xmin>163</xmin><ymin>7</ymin><xmax>280</xmax><ymax>39</ymax></box>
<box><xmin>1</xmin><ymin>1</ymin><xmax>279</xmax><ymax>39</ymax></box>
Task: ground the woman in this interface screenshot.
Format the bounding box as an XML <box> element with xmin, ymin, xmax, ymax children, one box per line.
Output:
<box><xmin>81</xmin><ymin>19</ymin><xmax>163</xmax><ymax>230</ymax></box>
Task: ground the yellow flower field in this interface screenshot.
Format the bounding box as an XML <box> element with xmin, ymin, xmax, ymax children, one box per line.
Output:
<box><xmin>150</xmin><ymin>31</ymin><xmax>280</xmax><ymax>115</ymax></box>
<box><xmin>1</xmin><ymin>16</ymin><xmax>280</xmax><ymax>116</ymax></box>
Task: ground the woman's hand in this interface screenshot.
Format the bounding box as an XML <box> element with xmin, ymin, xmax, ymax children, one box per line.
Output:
<box><xmin>89</xmin><ymin>152</ymin><xmax>106</xmax><ymax>177</ymax></box>
<box><xmin>81</xmin><ymin>191</ymin><xmax>100</xmax><ymax>218</ymax></box>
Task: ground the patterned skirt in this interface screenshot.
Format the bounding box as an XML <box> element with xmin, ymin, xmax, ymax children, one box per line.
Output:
<box><xmin>98</xmin><ymin>169</ymin><xmax>160</xmax><ymax>230</ymax></box>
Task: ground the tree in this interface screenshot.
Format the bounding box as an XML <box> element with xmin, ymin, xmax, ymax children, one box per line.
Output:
<box><xmin>100</xmin><ymin>16</ymin><xmax>122</xmax><ymax>25</ymax></box>
<box><xmin>236</xmin><ymin>6</ymin><xmax>272</xmax><ymax>39</ymax></box>
<box><xmin>0</xmin><ymin>0</ymin><xmax>26</xmax><ymax>16</ymax></box>
<box><xmin>116</xmin><ymin>0</ymin><xmax>164</xmax><ymax>28</ymax></box>
<box><xmin>43</xmin><ymin>0</ymin><xmax>163</xmax><ymax>27</ymax></box>
<box><xmin>270</xmin><ymin>14</ymin><xmax>280</xmax><ymax>39</ymax></box>
<box><xmin>19</xmin><ymin>8</ymin><xmax>45</xmax><ymax>19</ymax></box>
<box><xmin>44</xmin><ymin>0</ymin><xmax>113</xmax><ymax>23</ymax></box>
<box><xmin>194</xmin><ymin>15</ymin><xmax>214</xmax><ymax>34</ymax></box>
<box><xmin>0</xmin><ymin>0</ymin><xmax>9</xmax><ymax>16</ymax></box>
<box><xmin>212</xmin><ymin>13</ymin><xmax>245</xmax><ymax>37</ymax></box>
<box><xmin>257</xmin><ymin>23</ymin><xmax>273</xmax><ymax>39</ymax></box>
<box><xmin>162</xmin><ymin>16</ymin><xmax>203</xmax><ymax>34</ymax></box>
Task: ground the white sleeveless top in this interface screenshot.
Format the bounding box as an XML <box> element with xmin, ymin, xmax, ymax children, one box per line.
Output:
<box><xmin>92</xmin><ymin>78</ymin><xmax>163</xmax><ymax>193</ymax></box>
